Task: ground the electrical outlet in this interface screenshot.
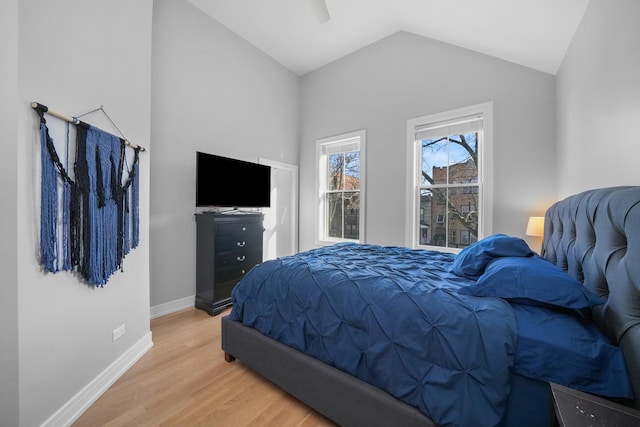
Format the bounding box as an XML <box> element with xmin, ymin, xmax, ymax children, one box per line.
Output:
<box><xmin>112</xmin><ymin>324</ymin><xmax>126</xmax><ymax>342</ymax></box>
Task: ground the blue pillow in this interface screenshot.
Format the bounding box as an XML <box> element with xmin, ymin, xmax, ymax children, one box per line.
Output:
<box><xmin>511</xmin><ymin>303</ymin><xmax>634</xmax><ymax>399</ymax></box>
<box><xmin>457</xmin><ymin>256</ymin><xmax>604</xmax><ymax>309</ymax></box>
<box><xmin>450</xmin><ymin>234</ymin><xmax>533</xmax><ymax>279</ymax></box>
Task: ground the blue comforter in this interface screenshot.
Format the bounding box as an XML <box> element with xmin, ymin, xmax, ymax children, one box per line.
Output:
<box><xmin>230</xmin><ymin>243</ymin><xmax>518</xmax><ymax>427</ymax></box>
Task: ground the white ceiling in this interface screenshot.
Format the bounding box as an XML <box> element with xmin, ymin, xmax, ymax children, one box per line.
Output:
<box><xmin>187</xmin><ymin>0</ymin><xmax>590</xmax><ymax>76</ymax></box>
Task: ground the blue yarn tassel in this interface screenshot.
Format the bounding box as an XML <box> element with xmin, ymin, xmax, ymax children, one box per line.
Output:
<box><xmin>131</xmin><ymin>157</ymin><xmax>139</xmax><ymax>249</ymax></box>
<box><xmin>38</xmin><ymin>116</ymin><xmax>141</xmax><ymax>286</ymax></box>
<box><xmin>61</xmin><ymin>180</ymin><xmax>72</xmax><ymax>271</ymax></box>
<box><xmin>40</xmin><ymin>123</ymin><xmax>59</xmax><ymax>273</ymax></box>
<box><xmin>123</xmin><ymin>186</ymin><xmax>130</xmax><ymax>256</ymax></box>
<box><xmin>82</xmin><ymin>127</ymin><xmax>125</xmax><ymax>285</ymax></box>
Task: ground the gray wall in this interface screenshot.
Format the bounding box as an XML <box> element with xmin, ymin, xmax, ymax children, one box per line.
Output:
<box><xmin>299</xmin><ymin>31</ymin><xmax>557</xmax><ymax>251</ymax></box>
<box><xmin>15</xmin><ymin>1</ymin><xmax>153</xmax><ymax>425</ymax></box>
<box><xmin>0</xmin><ymin>0</ymin><xmax>19</xmax><ymax>424</ymax></box>
<box><xmin>150</xmin><ymin>0</ymin><xmax>300</xmax><ymax>307</ymax></box>
<box><xmin>556</xmin><ymin>0</ymin><xmax>640</xmax><ymax>197</ymax></box>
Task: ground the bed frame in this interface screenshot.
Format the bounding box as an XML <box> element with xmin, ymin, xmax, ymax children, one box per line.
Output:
<box><xmin>542</xmin><ymin>186</ymin><xmax>640</xmax><ymax>409</ymax></box>
<box><xmin>222</xmin><ymin>186</ymin><xmax>640</xmax><ymax>425</ymax></box>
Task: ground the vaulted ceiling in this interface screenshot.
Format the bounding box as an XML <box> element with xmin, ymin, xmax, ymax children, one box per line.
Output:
<box><xmin>187</xmin><ymin>0</ymin><xmax>590</xmax><ymax>75</ymax></box>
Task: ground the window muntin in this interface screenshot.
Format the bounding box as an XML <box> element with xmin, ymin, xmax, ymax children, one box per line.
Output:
<box><xmin>317</xmin><ymin>131</ymin><xmax>366</xmax><ymax>244</ymax></box>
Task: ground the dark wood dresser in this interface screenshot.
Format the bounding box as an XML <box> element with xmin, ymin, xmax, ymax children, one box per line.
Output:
<box><xmin>195</xmin><ymin>213</ymin><xmax>264</xmax><ymax>315</ymax></box>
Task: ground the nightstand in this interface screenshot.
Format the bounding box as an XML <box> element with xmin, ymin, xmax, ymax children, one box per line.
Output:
<box><xmin>551</xmin><ymin>382</ymin><xmax>640</xmax><ymax>427</ymax></box>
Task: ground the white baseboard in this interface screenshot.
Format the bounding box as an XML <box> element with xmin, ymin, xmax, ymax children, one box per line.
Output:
<box><xmin>41</xmin><ymin>296</ymin><xmax>194</xmax><ymax>426</ymax></box>
<box><xmin>150</xmin><ymin>295</ymin><xmax>195</xmax><ymax>319</ymax></box>
<box><xmin>41</xmin><ymin>332</ymin><xmax>153</xmax><ymax>427</ymax></box>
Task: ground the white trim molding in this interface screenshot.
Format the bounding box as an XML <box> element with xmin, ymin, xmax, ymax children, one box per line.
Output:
<box><xmin>150</xmin><ymin>295</ymin><xmax>196</xmax><ymax>319</ymax></box>
<box><xmin>41</xmin><ymin>332</ymin><xmax>153</xmax><ymax>427</ymax></box>
<box><xmin>259</xmin><ymin>157</ymin><xmax>300</xmax><ymax>257</ymax></box>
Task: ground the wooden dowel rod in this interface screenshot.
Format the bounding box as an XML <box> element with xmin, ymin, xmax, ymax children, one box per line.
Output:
<box><xmin>31</xmin><ymin>102</ymin><xmax>78</xmax><ymax>124</ymax></box>
<box><xmin>31</xmin><ymin>101</ymin><xmax>146</xmax><ymax>152</ymax></box>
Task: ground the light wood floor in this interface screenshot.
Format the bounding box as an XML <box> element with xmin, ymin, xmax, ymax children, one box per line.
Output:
<box><xmin>73</xmin><ymin>307</ymin><xmax>335</xmax><ymax>427</ymax></box>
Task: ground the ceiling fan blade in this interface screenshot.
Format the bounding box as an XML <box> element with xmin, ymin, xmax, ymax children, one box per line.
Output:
<box><xmin>310</xmin><ymin>0</ymin><xmax>330</xmax><ymax>23</ymax></box>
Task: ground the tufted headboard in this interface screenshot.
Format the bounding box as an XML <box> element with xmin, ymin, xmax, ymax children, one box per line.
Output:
<box><xmin>542</xmin><ymin>186</ymin><xmax>640</xmax><ymax>407</ymax></box>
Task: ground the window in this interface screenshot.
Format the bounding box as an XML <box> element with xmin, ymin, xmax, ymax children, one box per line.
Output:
<box><xmin>406</xmin><ymin>103</ymin><xmax>493</xmax><ymax>251</ymax></box>
<box><xmin>460</xmin><ymin>230</ymin><xmax>477</xmax><ymax>246</ymax></box>
<box><xmin>317</xmin><ymin>130</ymin><xmax>366</xmax><ymax>244</ymax></box>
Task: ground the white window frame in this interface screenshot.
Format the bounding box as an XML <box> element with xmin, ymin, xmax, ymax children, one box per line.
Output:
<box><xmin>316</xmin><ymin>130</ymin><xmax>366</xmax><ymax>245</ymax></box>
<box><xmin>405</xmin><ymin>102</ymin><xmax>493</xmax><ymax>252</ymax></box>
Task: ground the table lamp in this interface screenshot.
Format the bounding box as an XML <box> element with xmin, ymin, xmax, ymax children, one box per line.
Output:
<box><xmin>526</xmin><ymin>216</ymin><xmax>545</xmax><ymax>252</ymax></box>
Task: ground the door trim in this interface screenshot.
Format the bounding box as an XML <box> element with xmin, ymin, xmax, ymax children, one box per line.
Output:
<box><xmin>259</xmin><ymin>158</ymin><xmax>299</xmax><ymax>256</ymax></box>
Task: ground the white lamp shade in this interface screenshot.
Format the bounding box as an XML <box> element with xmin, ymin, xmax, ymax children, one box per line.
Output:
<box><xmin>526</xmin><ymin>216</ymin><xmax>545</xmax><ymax>237</ymax></box>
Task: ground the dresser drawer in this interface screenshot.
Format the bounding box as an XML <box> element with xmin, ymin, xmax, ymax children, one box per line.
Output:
<box><xmin>216</xmin><ymin>233</ymin><xmax>263</xmax><ymax>253</ymax></box>
<box><xmin>215</xmin><ymin>263</ymin><xmax>257</xmax><ymax>284</ymax></box>
<box><xmin>215</xmin><ymin>247</ymin><xmax>262</xmax><ymax>268</ymax></box>
<box><xmin>216</xmin><ymin>221</ymin><xmax>263</xmax><ymax>237</ymax></box>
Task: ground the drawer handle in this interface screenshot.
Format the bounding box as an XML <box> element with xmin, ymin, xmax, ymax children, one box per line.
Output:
<box><xmin>242</xmin><ymin>227</ymin><xmax>246</xmax><ymax>231</ymax></box>
<box><xmin>237</xmin><ymin>255</ymin><xmax>246</xmax><ymax>262</ymax></box>
<box><xmin>237</xmin><ymin>241</ymin><xmax>246</xmax><ymax>247</ymax></box>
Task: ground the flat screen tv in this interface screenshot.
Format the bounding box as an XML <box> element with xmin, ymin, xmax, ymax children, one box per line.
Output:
<box><xmin>196</xmin><ymin>151</ymin><xmax>271</xmax><ymax>208</ymax></box>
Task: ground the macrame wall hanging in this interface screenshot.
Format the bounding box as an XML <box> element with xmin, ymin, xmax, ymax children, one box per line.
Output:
<box><xmin>32</xmin><ymin>102</ymin><xmax>146</xmax><ymax>286</ymax></box>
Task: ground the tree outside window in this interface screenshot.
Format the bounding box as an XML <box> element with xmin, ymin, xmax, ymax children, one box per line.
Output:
<box><xmin>419</xmin><ymin>132</ymin><xmax>479</xmax><ymax>248</ymax></box>
<box><xmin>326</xmin><ymin>151</ymin><xmax>360</xmax><ymax>239</ymax></box>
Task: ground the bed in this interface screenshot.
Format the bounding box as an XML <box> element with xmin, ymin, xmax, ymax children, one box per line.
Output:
<box><xmin>221</xmin><ymin>186</ymin><xmax>640</xmax><ymax>426</ymax></box>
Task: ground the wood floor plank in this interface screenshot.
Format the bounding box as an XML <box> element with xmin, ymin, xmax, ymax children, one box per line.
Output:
<box><xmin>73</xmin><ymin>308</ymin><xmax>335</xmax><ymax>426</ymax></box>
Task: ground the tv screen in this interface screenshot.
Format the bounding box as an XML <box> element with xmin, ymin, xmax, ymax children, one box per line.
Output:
<box><xmin>196</xmin><ymin>152</ymin><xmax>271</xmax><ymax>208</ymax></box>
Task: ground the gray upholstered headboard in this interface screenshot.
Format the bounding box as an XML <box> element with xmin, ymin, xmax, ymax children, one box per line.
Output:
<box><xmin>541</xmin><ymin>186</ymin><xmax>640</xmax><ymax>407</ymax></box>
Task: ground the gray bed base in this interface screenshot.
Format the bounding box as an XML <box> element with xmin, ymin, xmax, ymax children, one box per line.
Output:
<box><xmin>222</xmin><ymin>316</ymin><xmax>555</xmax><ymax>427</ymax></box>
<box><xmin>221</xmin><ymin>315</ymin><xmax>433</xmax><ymax>427</ymax></box>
